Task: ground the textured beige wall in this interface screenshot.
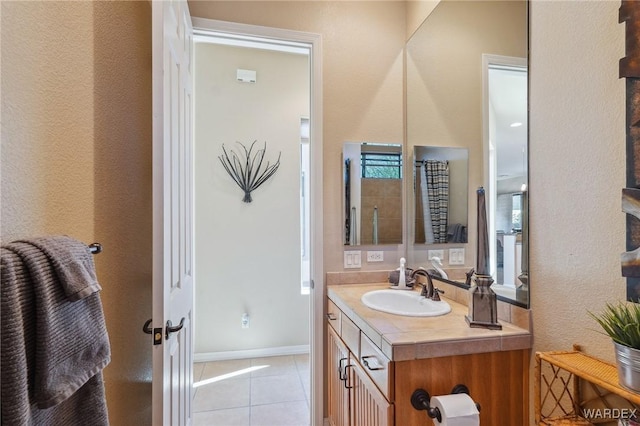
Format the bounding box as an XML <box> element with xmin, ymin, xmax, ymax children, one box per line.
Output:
<box><xmin>189</xmin><ymin>1</ymin><xmax>407</xmax><ymax>272</ymax></box>
<box><xmin>530</xmin><ymin>0</ymin><xmax>625</xmax><ymax>363</ymax></box>
<box><xmin>2</xmin><ymin>1</ymin><xmax>95</xmax><ymax>240</ymax></box>
<box><xmin>1</xmin><ymin>2</ymin><xmax>153</xmax><ymax>425</ymax></box>
<box><xmin>92</xmin><ymin>3</ymin><xmax>153</xmax><ymax>425</ymax></box>
<box><xmin>530</xmin><ymin>2</ymin><xmax>626</xmax><ymax>421</ymax></box>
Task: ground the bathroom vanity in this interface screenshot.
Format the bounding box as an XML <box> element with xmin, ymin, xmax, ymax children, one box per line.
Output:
<box><xmin>326</xmin><ymin>283</ymin><xmax>532</xmax><ymax>426</ymax></box>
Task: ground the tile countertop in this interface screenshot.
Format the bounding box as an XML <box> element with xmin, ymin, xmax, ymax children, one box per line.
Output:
<box><xmin>328</xmin><ymin>283</ymin><xmax>532</xmax><ymax>362</ymax></box>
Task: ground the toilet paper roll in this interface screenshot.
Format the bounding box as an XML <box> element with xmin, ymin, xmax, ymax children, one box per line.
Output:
<box><xmin>431</xmin><ymin>393</ymin><xmax>480</xmax><ymax>426</ymax></box>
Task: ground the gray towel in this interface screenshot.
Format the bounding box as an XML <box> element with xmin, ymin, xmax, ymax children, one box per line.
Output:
<box><xmin>447</xmin><ymin>223</ymin><xmax>467</xmax><ymax>243</ymax></box>
<box><xmin>19</xmin><ymin>235</ymin><xmax>101</xmax><ymax>301</ymax></box>
<box><xmin>1</xmin><ymin>240</ymin><xmax>110</xmax><ymax>425</ymax></box>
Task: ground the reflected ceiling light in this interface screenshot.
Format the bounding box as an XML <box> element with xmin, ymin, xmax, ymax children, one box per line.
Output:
<box><xmin>510</xmin><ymin>122</ymin><xmax>523</xmax><ymax>128</ymax></box>
<box><xmin>521</xmin><ymin>183</ymin><xmax>527</xmax><ymax>191</ymax></box>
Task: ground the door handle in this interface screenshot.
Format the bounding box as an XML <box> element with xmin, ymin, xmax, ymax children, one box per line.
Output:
<box><xmin>143</xmin><ymin>318</ymin><xmax>153</xmax><ymax>334</ymax></box>
<box><xmin>362</xmin><ymin>355</ymin><xmax>384</xmax><ymax>371</ymax></box>
<box><xmin>343</xmin><ymin>364</ymin><xmax>354</xmax><ymax>389</ymax></box>
<box><xmin>165</xmin><ymin>317</ymin><xmax>185</xmax><ymax>340</ymax></box>
<box><xmin>338</xmin><ymin>357</ymin><xmax>348</xmax><ymax>380</ymax></box>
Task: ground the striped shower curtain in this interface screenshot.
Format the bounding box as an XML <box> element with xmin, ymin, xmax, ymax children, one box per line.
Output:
<box><xmin>421</xmin><ymin>160</ymin><xmax>449</xmax><ymax>243</ymax></box>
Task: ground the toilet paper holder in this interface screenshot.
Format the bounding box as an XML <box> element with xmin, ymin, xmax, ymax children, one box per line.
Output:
<box><xmin>410</xmin><ymin>384</ymin><xmax>481</xmax><ymax>422</ymax></box>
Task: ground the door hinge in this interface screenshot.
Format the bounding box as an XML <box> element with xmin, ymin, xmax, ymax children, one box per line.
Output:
<box><xmin>310</xmin><ymin>279</ymin><xmax>314</xmax><ymax>289</ymax></box>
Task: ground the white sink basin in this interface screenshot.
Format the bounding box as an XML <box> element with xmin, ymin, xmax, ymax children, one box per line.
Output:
<box><xmin>361</xmin><ymin>289</ymin><xmax>451</xmax><ymax>317</ymax></box>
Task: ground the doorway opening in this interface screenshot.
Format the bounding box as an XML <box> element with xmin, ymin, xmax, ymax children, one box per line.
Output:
<box><xmin>483</xmin><ymin>54</ymin><xmax>527</xmax><ymax>294</ymax></box>
<box><xmin>190</xmin><ymin>19</ymin><xmax>323</xmax><ymax>426</ymax></box>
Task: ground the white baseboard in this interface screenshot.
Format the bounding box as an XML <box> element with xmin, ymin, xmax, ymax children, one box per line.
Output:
<box><xmin>194</xmin><ymin>344</ymin><xmax>310</xmax><ymax>363</ymax></box>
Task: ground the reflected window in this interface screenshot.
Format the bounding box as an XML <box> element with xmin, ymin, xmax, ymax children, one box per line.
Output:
<box><xmin>360</xmin><ymin>152</ymin><xmax>402</xmax><ymax>179</ymax></box>
<box><xmin>512</xmin><ymin>193</ymin><xmax>522</xmax><ymax>232</ymax></box>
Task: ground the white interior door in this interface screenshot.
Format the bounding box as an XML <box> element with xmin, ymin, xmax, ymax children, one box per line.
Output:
<box><xmin>152</xmin><ymin>0</ymin><xmax>194</xmax><ymax>424</ymax></box>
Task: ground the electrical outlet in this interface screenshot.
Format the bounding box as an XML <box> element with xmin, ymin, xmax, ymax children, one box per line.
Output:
<box><xmin>367</xmin><ymin>251</ymin><xmax>384</xmax><ymax>262</ymax></box>
<box><xmin>344</xmin><ymin>250</ymin><xmax>362</xmax><ymax>268</ymax></box>
<box><xmin>241</xmin><ymin>313</ymin><xmax>250</xmax><ymax>329</ymax></box>
<box><xmin>428</xmin><ymin>249</ymin><xmax>445</xmax><ymax>260</ymax></box>
<box><xmin>449</xmin><ymin>248</ymin><xmax>465</xmax><ymax>265</ymax></box>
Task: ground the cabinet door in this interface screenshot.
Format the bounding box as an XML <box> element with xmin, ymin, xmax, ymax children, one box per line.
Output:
<box><xmin>328</xmin><ymin>327</ymin><xmax>350</xmax><ymax>426</ymax></box>
<box><xmin>349</xmin><ymin>358</ymin><xmax>394</xmax><ymax>426</ymax></box>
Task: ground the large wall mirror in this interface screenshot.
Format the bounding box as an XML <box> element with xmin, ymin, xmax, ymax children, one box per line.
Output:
<box><xmin>405</xmin><ymin>0</ymin><xmax>528</xmax><ymax>308</ymax></box>
<box><xmin>485</xmin><ymin>55</ymin><xmax>528</xmax><ymax>307</ymax></box>
<box><xmin>343</xmin><ymin>142</ymin><xmax>403</xmax><ymax>246</ymax></box>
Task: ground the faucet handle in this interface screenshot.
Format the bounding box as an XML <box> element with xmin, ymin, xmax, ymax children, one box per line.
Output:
<box><xmin>417</xmin><ymin>282</ymin><xmax>430</xmax><ymax>297</ymax></box>
<box><xmin>413</xmin><ymin>274</ymin><xmax>433</xmax><ymax>297</ymax></box>
<box><xmin>432</xmin><ymin>288</ymin><xmax>444</xmax><ymax>302</ymax></box>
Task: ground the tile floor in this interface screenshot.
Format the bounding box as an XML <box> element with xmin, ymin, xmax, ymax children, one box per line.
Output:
<box><xmin>193</xmin><ymin>354</ymin><xmax>310</xmax><ymax>426</ymax></box>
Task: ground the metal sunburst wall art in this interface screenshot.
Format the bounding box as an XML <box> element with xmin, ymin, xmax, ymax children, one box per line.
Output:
<box><xmin>218</xmin><ymin>140</ymin><xmax>281</xmax><ymax>203</ymax></box>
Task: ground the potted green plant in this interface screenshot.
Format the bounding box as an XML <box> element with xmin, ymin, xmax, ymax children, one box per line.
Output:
<box><xmin>590</xmin><ymin>302</ymin><xmax>640</xmax><ymax>392</ymax></box>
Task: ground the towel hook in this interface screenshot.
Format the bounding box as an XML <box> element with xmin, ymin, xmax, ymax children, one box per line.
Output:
<box><xmin>142</xmin><ymin>319</ymin><xmax>153</xmax><ymax>334</ymax></box>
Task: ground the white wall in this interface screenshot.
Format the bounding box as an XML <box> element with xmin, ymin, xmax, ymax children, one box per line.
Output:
<box><xmin>194</xmin><ymin>42</ymin><xmax>310</xmax><ymax>354</ymax></box>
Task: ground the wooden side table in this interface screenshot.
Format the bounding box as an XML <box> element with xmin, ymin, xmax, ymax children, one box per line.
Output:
<box><xmin>535</xmin><ymin>346</ymin><xmax>640</xmax><ymax>425</ymax></box>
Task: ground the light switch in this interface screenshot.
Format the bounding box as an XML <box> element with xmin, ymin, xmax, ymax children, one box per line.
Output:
<box><xmin>428</xmin><ymin>249</ymin><xmax>445</xmax><ymax>260</ymax></box>
<box><xmin>449</xmin><ymin>248</ymin><xmax>465</xmax><ymax>265</ymax></box>
<box><xmin>344</xmin><ymin>250</ymin><xmax>362</xmax><ymax>269</ymax></box>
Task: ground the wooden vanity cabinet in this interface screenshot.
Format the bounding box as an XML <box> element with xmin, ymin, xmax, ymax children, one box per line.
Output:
<box><xmin>327</xmin><ymin>326</ymin><xmax>349</xmax><ymax>426</ymax></box>
<box><xmin>349</xmin><ymin>353</ymin><xmax>393</xmax><ymax>426</ymax></box>
<box><xmin>327</xmin><ymin>300</ymin><xmax>393</xmax><ymax>426</ymax></box>
<box><xmin>394</xmin><ymin>350</ymin><xmax>530</xmax><ymax>425</ymax></box>
<box><xmin>326</xmin><ymin>297</ymin><xmax>529</xmax><ymax>426</ymax></box>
